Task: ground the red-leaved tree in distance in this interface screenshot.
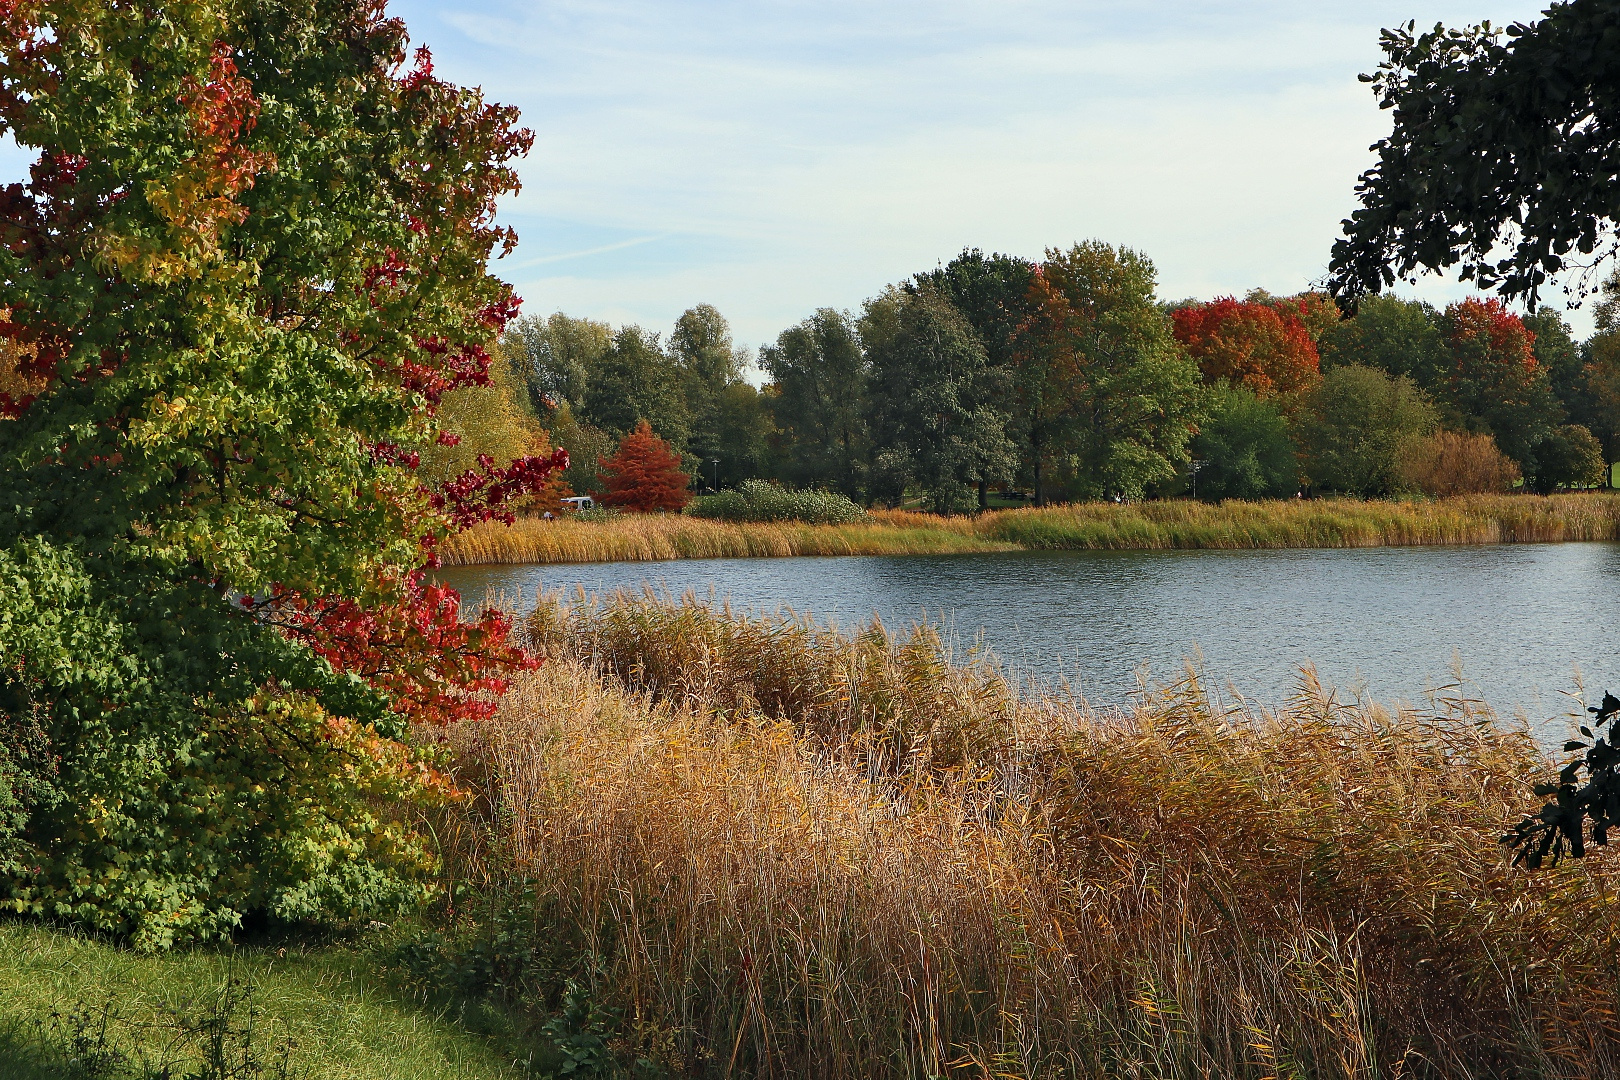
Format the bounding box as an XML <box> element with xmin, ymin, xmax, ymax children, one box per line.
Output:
<box><xmin>1171</xmin><ymin>297</ymin><xmax>1320</xmax><ymax>396</ymax></box>
<box><xmin>597</xmin><ymin>420</ymin><xmax>692</xmax><ymax>512</ymax></box>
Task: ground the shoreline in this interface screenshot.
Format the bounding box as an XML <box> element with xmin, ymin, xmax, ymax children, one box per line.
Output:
<box><xmin>441</xmin><ymin>492</ymin><xmax>1620</xmax><ymax>566</ymax></box>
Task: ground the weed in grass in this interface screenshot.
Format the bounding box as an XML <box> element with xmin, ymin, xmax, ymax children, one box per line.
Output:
<box><xmin>0</xmin><ymin>979</ymin><xmax>300</xmax><ymax>1080</ymax></box>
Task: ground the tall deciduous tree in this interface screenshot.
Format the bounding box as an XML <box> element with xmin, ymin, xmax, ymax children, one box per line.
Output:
<box><xmin>914</xmin><ymin>250</ymin><xmax>1036</xmax><ymax>507</ymax></box>
<box><xmin>670</xmin><ymin>303</ymin><xmax>746</xmax><ymax>473</ymax></box>
<box><xmin>761</xmin><ymin>309</ymin><xmax>870</xmax><ymax>499</ymax></box>
<box><xmin>1042</xmin><ymin>243</ymin><xmax>1201</xmax><ymax>500</ymax></box>
<box><xmin>863</xmin><ymin>288</ymin><xmax>1016</xmax><ymax>513</ymax></box>
<box><xmin>0</xmin><ymin>1</ymin><xmax>556</xmax><ymax>946</ymax></box>
<box><xmin>1007</xmin><ymin>269</ymin><xmax>1086</xmax><ymax>505</ymax></box>
<box><xmin>583</xmin><ymin>325</ymin><xmax>690</xmax><ymax>450</ymax></box>
<box><xmin>1316</xmin><ymin>294</ymin><xmax>1448</xmax><ymax>387</ymax></box>
<box><xmin>1171</xmin><ymin>297</ymin><xmax>1321</xmax><ymax>397</ymax></box>
<box><xmin>506</xmin><ymin>311</ymin><xmax>611</xmax><ymax>417</ymax></box>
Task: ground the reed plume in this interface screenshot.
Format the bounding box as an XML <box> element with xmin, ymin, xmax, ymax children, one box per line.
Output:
<box><xmin>438</xmin><ymin>590</ymin><xmax>1620</xmax><ymax>1078</ymax></box>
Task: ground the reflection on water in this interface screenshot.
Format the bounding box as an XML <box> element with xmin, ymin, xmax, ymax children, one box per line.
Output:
<box><xmin>437</xmin><ymin>543</ymin><xmax>1620</xmax><ymax>718</ymax></box>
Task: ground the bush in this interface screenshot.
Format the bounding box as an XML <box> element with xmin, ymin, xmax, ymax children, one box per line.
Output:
<box><xmin>1189</xmin><ymin>383</ymin><xmax>1298</xmax><ymax>500</ymax></box>
<box><xmin>1398</xmin><ymin>430</ymin><xmax>1521</xmax><ymax>496</ymax></box>
<box><xmin>1296</xmin><ymin>364</ymin><xmax>1437</xmax><ymax>495</ymax></box>
<box><xmin>687</xmin><ymin>479</ymin><xmax>866</xmax><ymax>524</ymax></box>
<box><xmin>1532</xmin><ymin>424</ymin><xmax>1608</xmax><ymax>492</ymax></box>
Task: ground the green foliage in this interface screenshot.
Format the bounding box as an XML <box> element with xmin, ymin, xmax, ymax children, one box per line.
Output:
<box><xmin>506</xmin><ymin>313</ymin><xmax>612</xmax><ymax>417</ymax></box>
<box><xmin>1040</xmin><ymin>243</ymin><xmax>1202</xmax><ymax>501</ymax></box>
<box><xmin>760</xmin><ymin>309</ymin><xmax>870</xmax><ymax>499</ymax></box>
<box><xmin>1504</xmin><ymin>692</ymin><xmax>1620</xmax><ymax>870</ymax></box>
<box><xmin>0</xmin><ymin>2</ymin><xmax>530</xmax><ymax>945</ymax></box>
<box><xmin>1316</xmin><ymin>293</ymin><xmax>1447</xmax><ymax>386</ymax></box>
<box><xmin>1190</xmin><ymin>384</ymin><xmax>1299</xmax><ymax>500</ymax></box>
<box><xmin>1296</xmin><ymin>365</ymin><xmax>1437</xmax><ymax>496</ymax></box>
<box><xmin>581</xmin><ymin>328</ymin><xmax>690</xmax><ymax>450</ymax></box>
<box><xmin>688</xmin><ymin>480</ymin><xmax>865</xmax><ymax>525</ymax></box>
<box><xmin>707</xmin><ymin>382</ymin><xmax>776</xmax><ymax>489</ymax></box>
<box><xmin>1329</xmin><ymin>1</ymin><xmax>1620</xmax><ymax>306</ymax></box>
<box><xmin>1531</xmin><ymin>424</ymin><xmax>1607</xmax><ymax>492</ymax></box>
<box><xmin>863</xmin><ymin>288</ymin><xmax>1016</xmax><ymax>513</ymax></box>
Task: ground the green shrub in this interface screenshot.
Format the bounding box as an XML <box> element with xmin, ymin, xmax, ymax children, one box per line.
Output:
<box><xmin>687</xmin><ymin>480</ymin><xmax>865</xmax><ymax>524</ymax></box>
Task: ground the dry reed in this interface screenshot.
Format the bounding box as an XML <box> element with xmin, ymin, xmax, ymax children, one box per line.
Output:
<box><xmin>441</xmin><ymin>493</ymin><xmax>1620</xmax><ymax>566</ymax></box>
<box><xmin>441</xmin><ymin>590</ymin><xmax>1620</xmax><ymax>1078</ymax></box>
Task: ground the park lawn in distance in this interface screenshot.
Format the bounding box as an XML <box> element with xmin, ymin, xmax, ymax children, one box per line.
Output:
<box><xmin>0</xmin><ymin>921</ymin><xmax>524</xmax><ymax>1080</ymax></box>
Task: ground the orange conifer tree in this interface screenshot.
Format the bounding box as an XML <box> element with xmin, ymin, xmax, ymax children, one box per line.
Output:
<box><xmin>597</xmin><ymin>420</ymin><xmax>692</xmax><ymax>512</ymax></box>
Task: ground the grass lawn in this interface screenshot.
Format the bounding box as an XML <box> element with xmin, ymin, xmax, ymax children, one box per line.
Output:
<box><xmin>0</xmin><ymin>920</ymin><xmax>526</xmax><ymax>1080</ymax></box>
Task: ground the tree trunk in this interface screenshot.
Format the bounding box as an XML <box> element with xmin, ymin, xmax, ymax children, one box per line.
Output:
<box><xmin>977</xmin><ymin>480</ymin><xmax>988</xmax><ymax>512</ymax></box>
<box><xmin>1034</xmin><ymin>459</ymin><xmax>1045</xmax><ymax>507</ymax></box>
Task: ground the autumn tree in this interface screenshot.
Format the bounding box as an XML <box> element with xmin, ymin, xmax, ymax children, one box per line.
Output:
<box><xmin>1438</xmin><ymin>298</ymin><xmax>1561</xmax><ymax>473</ymax></box>
<box><xmin>597</xmin><ymin>420</ymin><xmax>692</xmax><ymax>512</ymax></box>
<box><xmin>0</xmin><ymin>1</ymin><xmax>559</xmax><ymax>946</ymax></box>
<box><xmin>1171</xmin><ymin>297</ymin><xmax>1320</xmax><ymax>396</ymax></box>
<box><xmin>1585</xmin><ymin>272</ymin><xmax>1620</xmax><ymax>463</ymax></box>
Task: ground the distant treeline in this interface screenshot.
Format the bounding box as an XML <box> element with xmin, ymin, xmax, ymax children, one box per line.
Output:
<box><xmin>437</xmin><ymin>242</ymin><xmax>1620</xmax><ymax>512</ymax></box>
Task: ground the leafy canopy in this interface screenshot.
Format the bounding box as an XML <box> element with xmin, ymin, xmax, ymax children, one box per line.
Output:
<box><xmin>0</xmin><ymin>0</ymin><xmax>559</xmax><ymax>946</ymax></box>
<box><xmin>1329</xmin><ymin>1</ymin><xmax>1620</xmax><ymax>307</ymax></box>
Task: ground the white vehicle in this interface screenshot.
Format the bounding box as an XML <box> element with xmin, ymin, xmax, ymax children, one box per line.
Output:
<box><xmin>561</xmin><ymin>495</ymin><xmax>595</xmax><ymax>512</ymax></box>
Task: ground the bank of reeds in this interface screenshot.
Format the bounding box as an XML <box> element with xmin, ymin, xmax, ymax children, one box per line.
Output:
<box><xmin>439</xmin><ymin>590</ymin><xmax>1620</xmax><ymax>1078</ymax></box>
<box><xmin>441</xmin><ymin>492</ymin><xmax>1620</xmax><ymax>565</ymax></box>
<box><xmin>443</xmin><ymin>509</ymin><xmax>1007</xmax><ymax>565</ymax></box>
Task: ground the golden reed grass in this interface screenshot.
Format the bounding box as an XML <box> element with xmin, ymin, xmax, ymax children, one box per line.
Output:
<box><xmin>441</xmin><ymin>492</ymin><xmax>1620</xmax><ymax>566</ymax></box>
<box><xmin>441</xmin><ymin>590</ymin><xmax>1620</xmax><ymax>1078</ymax></box>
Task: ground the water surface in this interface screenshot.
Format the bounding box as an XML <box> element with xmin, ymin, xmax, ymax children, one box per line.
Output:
<box><xmin>439</xmin><ymin>544</ymin><xmax>1620</xmax><ymax>718</ymax></box>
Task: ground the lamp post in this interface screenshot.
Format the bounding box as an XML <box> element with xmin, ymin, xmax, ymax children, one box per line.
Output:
<box><xmin>709</xmin><ymin>458</ymin><xmax>720</xmax><ymax>494</ymax></box>
<box><xmin>1189</xmin><ymin>458</ymin><xmax>1207</xmax><ymax>500</ymax></box>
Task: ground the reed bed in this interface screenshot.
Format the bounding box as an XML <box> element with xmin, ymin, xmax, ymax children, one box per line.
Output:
<box><xmin>443</xmin><ymin>510</ymin><xmax>1008</xmax><ymax>565</ymax></box>
<box><xmin>441</xmin><ymin>590</ymin><xmax>1620</xmax><ymax>1079</ymax></box>
<box><xmin>440</xmin><ymin>493</ymin><xmax>1620</xmax><ymax>566</ymax></box>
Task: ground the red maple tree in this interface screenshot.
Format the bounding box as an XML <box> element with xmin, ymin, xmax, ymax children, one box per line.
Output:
<box><xmin>1171</xmin><ymin>297</ymin><xmax>1320</xmax><ymax>396</ymax></box>
<box><xmin>597</xmin><ymin>420</ymin><xmax>691</xmax><ymax>512</ymax></box>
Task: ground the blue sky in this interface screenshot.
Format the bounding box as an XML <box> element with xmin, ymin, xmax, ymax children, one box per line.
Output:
<box><xmin>9</xmin><ymin>2</ymin><xmax>1574</xmax><ymax>349</ymax></box>
<box><xmin>385</xmin><ymin>0</ymin><xmax>1569</xmax><ymax>350</ymax></box>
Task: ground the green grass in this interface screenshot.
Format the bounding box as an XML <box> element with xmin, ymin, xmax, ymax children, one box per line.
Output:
<box><xmin>0</xmin><ymin>921</ymin><xmax>526</xmax><ymax>1080</ymax></box>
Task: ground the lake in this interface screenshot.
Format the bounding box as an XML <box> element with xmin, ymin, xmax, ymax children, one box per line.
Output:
<box><xmin>438</xmin><ymin>543</ymin><xmax>1620</xmax><ymax>719</ymax></box>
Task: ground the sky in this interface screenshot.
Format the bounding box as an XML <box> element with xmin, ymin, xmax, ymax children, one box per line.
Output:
<box><xmin>6</xmin><ymin>2</ymin><xmax>1575</xmax><ymax>350</ymax></box>
<box><xmin>383</xmin><ymin>0</ymin><xmax>1575</xmax><ymax>352</ymax></box>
